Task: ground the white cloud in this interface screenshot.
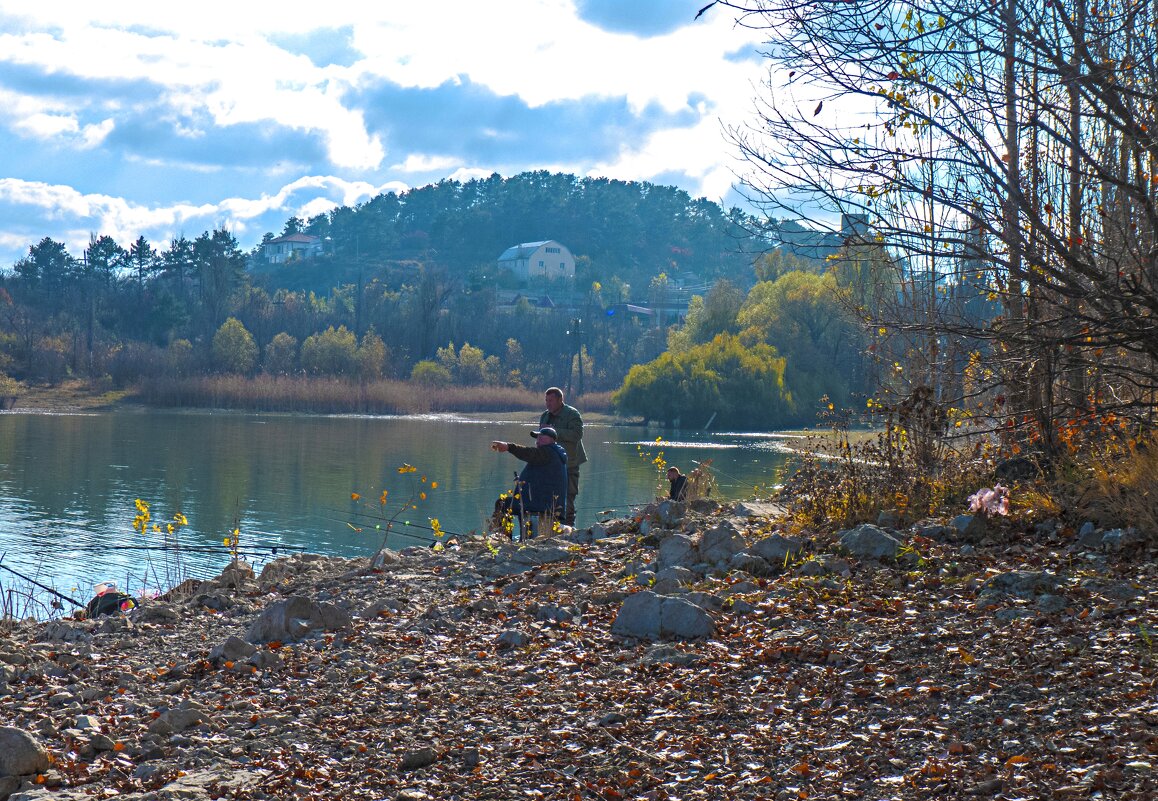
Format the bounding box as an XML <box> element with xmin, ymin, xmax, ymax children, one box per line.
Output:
<box><xmin>0</xmin><ymin>1</ymin><xmax>766</xmax><ymax>160</ymax></box>
<box><xmin>80</xmin><ymin>119</ymin><xmax>115</xmax><ymax>149</ymax></box>
<box><xmin>391</xmin><ymin>154</ymin><xmax>461</xmax><ymax>174</ymax></box>
<box><xmin>0</xmin><ymin>1</ymin><xmax>779</xmax><ymax>263</ymax></box>
<box><xmin>0</xmin><ymin>174</ymin><xmax>402</xmax><ymax>260</ymax></box>
<box><xmin>14</xmin><ymin>112</ymin><xmax>78</xmax><ymax>139</ymax></box>
<box><xmin>448</xmin><ymin>167</ymin><xmax>498</xmax><ymax>183</ymax></box>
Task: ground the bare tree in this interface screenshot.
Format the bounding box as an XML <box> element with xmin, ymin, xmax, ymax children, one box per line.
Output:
<box><xmin>708</xmin><ymin>0</ymin><xmax>1158</xmax><ymax>453</ymax></box>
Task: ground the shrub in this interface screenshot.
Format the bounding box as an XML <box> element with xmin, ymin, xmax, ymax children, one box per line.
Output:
<box><xmin>614</xmin><ymin>333</ymin><xmax>795</xmax><ymax>429</ymax></box>
<box><xmin>212</xmin><ymin>318</ymin><xmax>257</xmax><ymax>375</ymax></box>
<box><xmin>410</xmin><ymin>360</ymin><xmax>452</xmax><ymax>387</ymax></box>
<box><xmin>109</xmin><ymin>341</ymin><xmax>168</xmax><ymax>386</ymax></box>
<box><xmin>167</xmin><ymin>339</ymin><xmax>196</xmax><ymax>377</ymax></box>
<box><xmin>780</xmin><ymin>389</ymin><xmax>988</xmax><ymax>530</ymax></box>
<box><xmin>264</xmin><ymin>332</ymin><xmax>298</xmax><ymax>375</ymax></box>
<box><xmin>301</xmin><ymin>325</ymin><xmax>357</xmax><ymax>377</ymax></box>
<box><xmin>357</xmin><ymin>330</ymin><xmax>387</xmax><ymax>381</ymax></box>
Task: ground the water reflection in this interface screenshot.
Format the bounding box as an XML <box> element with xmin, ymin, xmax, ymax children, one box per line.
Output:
<box><xmin>0</xmin><ymin>410</ymin><xmax>794</xmax><ymax>607</ymax></box>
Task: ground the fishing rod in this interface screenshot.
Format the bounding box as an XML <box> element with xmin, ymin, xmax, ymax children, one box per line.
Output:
<box><xmin>338</xmin><ymin>506</ymin><xmax>488</xmax><ymax>539</ymax></box>
<box><xmin>0</xmin><ymin>558</ymin><xmax>85</xmax><ymax>607</ymax></box>
<box><xmin>18</xmin><ymin>543</ymin><xmax>312</xmax><ymax>555</ymax></box>
<box><xmin>320</xmin><ymin>511</ymin><xmax>468</xmax><ymax>546</ymax></box>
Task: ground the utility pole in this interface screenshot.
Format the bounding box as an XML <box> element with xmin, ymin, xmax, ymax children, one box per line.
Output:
<box><xmin>566</xmin><ymin>317</ymin><xmax>583</xmax><ymax>397</ymax></box>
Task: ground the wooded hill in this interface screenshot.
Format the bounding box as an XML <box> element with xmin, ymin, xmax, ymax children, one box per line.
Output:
<box><xmin>0</xmin><ymin>172</ymin><xmax>770</xmax><ymax>398</ymax></box>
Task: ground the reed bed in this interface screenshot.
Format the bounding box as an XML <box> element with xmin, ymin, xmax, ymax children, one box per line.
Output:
<box><xmin>136</xmin><ymin>376</ymin><xmax>616</xmax><ymax>415</ymax></box>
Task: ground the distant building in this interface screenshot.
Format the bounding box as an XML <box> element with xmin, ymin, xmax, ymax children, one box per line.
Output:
<box><xmin>773</xmin><ymin>215</ymin><xmax>872</xmax><ymax>262</ymax></box>
<box><xmin>263</xmin><ymin>233</ymin><xmax>324</xmax><ymax>264</ymax></box>
<box><xmin>497</xmin><ymin>240</ymin><xmax>575</xmax><ymax>281</ymax></box>
<box><xmin>495</xmin><ymin>291</ymin><xmax>558</xmax><ymax>312</ymax></box>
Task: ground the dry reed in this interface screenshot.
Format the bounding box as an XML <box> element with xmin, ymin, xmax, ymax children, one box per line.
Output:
<box><xmin>136</xmin><ymin>376</ymin><xmax>616</xmax><ymax>415</ymax></box>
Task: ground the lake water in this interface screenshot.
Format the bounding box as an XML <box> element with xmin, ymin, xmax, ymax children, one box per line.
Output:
<box><xmin>0</xmin><ymin>410</ymin><xmax>796</xmax><ymax>615</ymax></box>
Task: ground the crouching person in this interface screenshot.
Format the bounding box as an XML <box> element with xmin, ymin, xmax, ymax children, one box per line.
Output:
<box><xmin>490</xmin><ymin>426</ymin><xmax>567</xmax><ymax>539</ymax></box>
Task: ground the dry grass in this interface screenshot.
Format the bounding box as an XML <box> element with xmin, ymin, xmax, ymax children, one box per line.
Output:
<box><xmin>1068</xmin><ymin>437</ymin><xmax>1158</xmax><ymax>535</ymax></box>
<box><xmin>133</xmin><ymin>376</ymin><xmax>616</xmax><ymax>416</ymax></box>
<box><xmin>8</xmin><ymin>378</ymin><xmax>133</xmax><ymax>412</ymax></box>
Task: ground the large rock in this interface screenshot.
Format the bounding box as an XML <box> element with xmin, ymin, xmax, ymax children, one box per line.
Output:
<box><xmin>245</xmin><ymin>595</ymin><xmax>351</xmax><ymax>644</ymax></box>
<box><xmin>34</xmin><ymin>621</ymin><xmax>92</xmax><ymax>644</ymax></box>
<box><xmin>0</xmin><ymin>727</ymin><xmax>49</xmax><ymax>776</ymax></box>
<box><xmin>731</xmin><ymin>501</ymin><xmax>786</xmax><ymax>518</ymax></box>
<box><xmin>839</xmin><ymin>524</ymin><xmax>902</xmax><ymax>560</ymax></box>
<box><xmin>951</xmin><ymin>514</ymin><xmax>988</xmax><ymax>541</ymax></box>
<box><xmin>699</xmin><ymin>521</ymin><xmax>748</xmax><ymax>565</ymax></box>
<box><xmin>507</xmin><ymin>542</ymin><xmax>573</xmax><ymax>567</ymax></box>
<box><xmin>611</xmin><ymin>591</ymin><xmax>715</xmax><ymax>641</ymax></box>
<box><xmin>979</xmin><ymin>570</ymin><xmax>1060</xmax><ymax>600</ymax></box>
<box><xmin>209</xmin><ymin>635</ymin><xmax>258</xmax><ymax>663</ymax></box>
<box><xmin>748</xmin><ymin>533</ymin><xmax>804</xmax><ymax>567</ymax></box>
<box><xmin>657</xmin><ymin>533</ymin><xmax>698</xmax><ymax>570</ymax></box>
<box><xmin>649</xmin><ymin>499</ymin><xmax>684</xmax><ymax>528</ymax></box>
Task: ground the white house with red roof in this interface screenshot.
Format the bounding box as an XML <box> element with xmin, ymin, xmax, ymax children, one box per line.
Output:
<box><xmin>263</xmin><ymin>233</ymin><xmax>324</xmax><ymax>264</ymax></box>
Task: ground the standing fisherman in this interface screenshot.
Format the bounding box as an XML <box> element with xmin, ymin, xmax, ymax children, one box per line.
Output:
<box><xmin>539</xmin><ymin>387</ymin><xmax>585</xmax><ymax>526</ymax></box>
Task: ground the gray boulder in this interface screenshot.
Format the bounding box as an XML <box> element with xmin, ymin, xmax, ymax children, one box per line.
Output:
<box><xmin>657</xmin><ymin>533</ymin><xmax>698</xmax><ymax>570</ymax></box>
<box><xmin>749</xmin><ymin>533</ymin><xmax>804</xmax><ymax>567</ymax></box>
<box><xmin>147</xmin><ymin>701</ymin><xmax>207</xmax><ymax>735</ymax></box>
<box><xmin>35</xmin><ymin>621</ymin><xmax>92</xmax><ymax>645</ymax></box>
<box><xmin>0</xmin><ymin>727</ymin><xmax>50</xmax><ymax>776</ymax></box>
<box><xmin>729</xmin><ymin>553</ymin><xmax>775</xmax><ymax>577</ymax></box>
<box><xmin>876</xmin><ymin>509</ymin><xmax>902</xmax><ymax>529</ymax></box>
<box><xmin>839</xmin><ymin>524</ymin><xmax>902</xmax><ymax>560</ymax></box>
<box><xmin>210</xmin><ymin>635</ymin><xmax>258</xmax><ymax>663</ymax></box>
<box><xmin>731</xmin><ymin>500</ymin><xmax>786</xmax><ymax>518</ymax></box>
<box><xmin>611</xmin><ymin>591</ymin><xmax>715</xmax><ymax>641</ymax></box>
<box><xmin>654</xmin><ymin>566</ymin><xmax>696</xmax><ymax>588</ymax></box>
<box><xmin>951</xmin><ymin>513</ymin><xmax>988</xmax><ymax>540</ymax></box>
<box><xmin>650</xmin><ymin>499</ymin><xmax>684</xmax><ymax>528</ymax></box>
<box><xmin>1102</xmin><ymin>528</ymin><xmax>1146</xmax><ymax>550</ymax></box>
<box><xmin>699</xmin><ymin>521</ymin><xmax>748</xmax><ymax>565</ymax></box>
<box><xmin>979</xmin><ymin>570</ymin><xmax>1060</xmax><ymax>599</ymax></box>
<box><xmin>245</xmin><ymin>595</ymin><xmax>352</xmax><ymax>644</ymax></box>
<box><xmin>508</xmin><ymin>541</ymin><xmax>573</xmax><ymax>567</ymax></box>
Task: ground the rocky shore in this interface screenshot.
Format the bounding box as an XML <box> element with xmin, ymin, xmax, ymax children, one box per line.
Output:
<box><xmin>1</xmin><ymin>500</ymin><xmax>1155</xmax><ymax>800</ymax></box>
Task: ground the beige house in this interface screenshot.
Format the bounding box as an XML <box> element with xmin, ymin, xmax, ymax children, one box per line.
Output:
<box><xmin>263</xmin><ymin>233</ymin><xmax>323</xmax><ymax>264</ymax></box>
<box><xmin>496</xmin><ymin>240</ymin><xmax>575</xmax><ymax>281</ymax></box>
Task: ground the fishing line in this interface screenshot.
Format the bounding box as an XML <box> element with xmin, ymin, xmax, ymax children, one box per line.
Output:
<box><xmin>316</xmin><ymin>511</ymin><xmax>463</xmax><ymax>544</ymax></box>
<box><xmin>0</xmin><ymin>559</ymin><xmax>85</xmax><ymax>607</ymax></box>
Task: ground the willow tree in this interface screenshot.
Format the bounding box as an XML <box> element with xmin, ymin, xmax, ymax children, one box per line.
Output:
<box><xmin>708</xmin><ymin>0</ymin><xmax>1158</xmax><ymax>454</ymax></box>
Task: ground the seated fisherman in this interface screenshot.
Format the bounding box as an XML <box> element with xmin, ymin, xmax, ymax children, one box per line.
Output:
<box><xmin>490</xmin><ymin>426</ymin><xmax>568</xmax><ymax>538</ymax></box>
<box><xmin>667</xmin><ymin>466</ymin><xmax>689</xmax><ymax>502</ymax></box>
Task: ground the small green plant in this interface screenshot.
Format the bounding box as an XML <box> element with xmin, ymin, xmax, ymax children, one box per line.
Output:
<box><xmin>224</xmin><ymin>523</ymin><xmax>241</xmax><ymax>563</ymax></box>
<box><xmin>1139</xmin><ymin>622</ymin><xmax>1154</xmax><ymax>656</ymax></box>
<box><xmin>349</xmin><ymin>464</ymin><xmax>439</xmax><ymax>562</ymax></box>
<box><xmin>132</xmin><ymin>498</ymin><xmax>191</xmax><ymax>595</ymax></box>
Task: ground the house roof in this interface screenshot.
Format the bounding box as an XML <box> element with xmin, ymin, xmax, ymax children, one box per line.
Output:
<box><xmin>497</xmin><ymin>241</ymin><xmax>553</xmax><ymax>261</ymax></box>
<box><xmin>267</xmin><ymin>233</ymin><xmax>320</xmax><ymax>245</ymax></box>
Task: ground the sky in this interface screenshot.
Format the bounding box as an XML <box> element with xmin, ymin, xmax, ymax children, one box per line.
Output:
<box><xmin>0</xmin><ymin>0</ymin><xmax>776</xmax><ymax>267</ymax></box>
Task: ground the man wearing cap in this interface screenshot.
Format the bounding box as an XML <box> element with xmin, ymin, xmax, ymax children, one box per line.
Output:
<box><xmin>539</xmin><ymin>387</ymin><xmax>586</xmax><ymax>526</ymax></box>
<box><xmin>490</xmin><ymin>426</ymin><xmax>568</xmax><ymax>537</ymax></box>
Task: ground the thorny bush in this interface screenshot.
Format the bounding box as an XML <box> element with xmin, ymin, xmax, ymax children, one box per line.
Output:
<box><xmin>781</xmin><ymin>388</ymin><xmax>990</xmax><ymax>530</ymax></box>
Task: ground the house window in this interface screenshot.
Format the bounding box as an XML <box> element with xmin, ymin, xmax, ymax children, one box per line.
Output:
<box><xmin>545</xmin><ymin>247</ymin><xmax>560</xmax><ymax>254</ymax></box>
<box><xmin>559</xmin><ymin>262</ymin><xmax>565</xmax><ymax>270</ymax></box>
<box><xmin>538</xmin><ymin>260</ymin><xmax>545</xmax><ymax>267</ymax></box>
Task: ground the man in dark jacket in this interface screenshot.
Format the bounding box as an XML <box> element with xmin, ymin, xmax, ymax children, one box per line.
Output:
<box><xmin>667</xmin><ymin>466</ymin><xmax>689</xmax><ymax>502</ymax></box>
<box><xmin>491</xmin><ymin>426</ymin><xmax>568</xmax><ymax>538</ymax></box>
<box><xmin>539</xmin><ymin>387</ymin><xmax>586</xmax><ymax>526</ymax></box>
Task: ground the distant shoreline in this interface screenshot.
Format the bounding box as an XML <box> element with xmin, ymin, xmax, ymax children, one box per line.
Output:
<box><xmin>2</xmin><ymin>379</ymin><xmax>839</xmax><ymax>444</ymax></box>
<box><xmin>2</xmin><ymin>378</ymin><xmax>627</xmax><ymax>420</ymax></box>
